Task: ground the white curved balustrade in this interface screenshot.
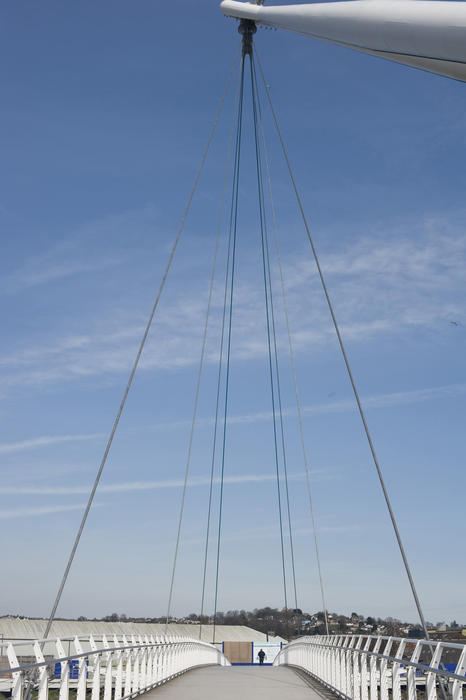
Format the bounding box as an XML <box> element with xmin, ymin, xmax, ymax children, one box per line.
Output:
<box><xmin>274</xmin><ymin>635</ymin><xmax>466</xmax><ymax>700</ymax></box>
<box><xmin>0</xmin><ymin>634</ymin><xmax>229</xmax><ymax>700</ymax></box>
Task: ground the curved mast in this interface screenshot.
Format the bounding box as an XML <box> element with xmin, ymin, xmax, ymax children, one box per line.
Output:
<box><xmin>221</xmin><ymin>0</ymin><xmax>466</xmax><ymax>82</ymax></box>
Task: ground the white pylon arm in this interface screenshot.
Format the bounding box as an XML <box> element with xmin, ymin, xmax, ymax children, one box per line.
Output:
<box><xmin>220</xmin><ymin>0</ymin><xmax>466</xmax><ymax>82</ymax></box>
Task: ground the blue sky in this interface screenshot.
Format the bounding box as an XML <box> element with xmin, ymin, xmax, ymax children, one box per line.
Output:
<box><xmin>1</xmin><ymin>0</ymin><xmax>465</xmax><ymax>626</ymax></box>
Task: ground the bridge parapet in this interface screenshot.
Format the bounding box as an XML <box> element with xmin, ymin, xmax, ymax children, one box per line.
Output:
<box><xmin>0</xmin><ymin>633</ymin><xmax>230</xmax><ymax>700</ymax></box>
<box><xmin>274</xmin><ymin>635</ymin><xmax>466</xmax><ymax>700</ymax></box>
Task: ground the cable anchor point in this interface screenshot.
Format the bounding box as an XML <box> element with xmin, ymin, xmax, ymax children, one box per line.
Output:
<box><xmin>238</xmin><ymin>18</ymin><xmax>257</xmax><ymax>57</ymax></box>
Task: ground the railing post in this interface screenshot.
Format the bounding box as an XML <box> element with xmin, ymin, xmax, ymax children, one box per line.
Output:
<box><xmin>160</xmin><ymin>637</ymin><xmax>166</xmax><ymax>683</ymax></box>
<box><xmin>360</xmin><ymin>637</ymin><xmax>371</xmax><ymax>700</ymax></box>
<box><xmin>113</xmin><ymin>635</ymin><xmax>123</xmax><ymax>700</ymax></box>
<box><xmin>317</xmin><ymin>640</ymin><xmax>323</xmax><ymax>680</ymax></box>
<box><xmin>345</xmin><ymin>635</ymin><xmax>355</xmax><ymax>697</ymax></box>
<box><xmin>163</xmin><ymin>636</ymin><xmax>170</xmax><ymax>680</ymax></box>
<box><xmin>7</xmin><ymin>642</ymin><xmax>22</xmax><ymax>700</ymax></box>
<box><xmin>153</xmin><ymin>637</ymin><xmax>160</xmax><ymax>684</ymax></box>
<box><xmin>370</xmin><ymin>636</ymin><xmax>383</xmax><ymax>700</ymax></box>
<box><xmin>147</xmin><ymin>636</ymin><xmax>155</xmax><ymax>687</ymax></box>
<box><xmin>131</xmin><ymin>635</ymin><xmax>140</xmax><ymax>693</ymax></box>
<box><xmin>452</xmin><ymin>645</ymin><xmax>466</xmax><ymax>700</ymax></box>
<box><xmin>89</xmin><ymin>635</ymin><xmax>100</xmax><ymax>700</ymax></box>
<box><xmin>380</xmin><ymin>638</ymin><xmax>393</xmax><ymax>700</ymax></box>
<box><xmin>392</xmin><ymin>639</ymin><xmax>407</xmax><ymax>700</ymax></box>
<box><xmin>426</xmin><ymin>642</ymin><xmax>442</xmax><ymax>700</ymax></box>
<box><xmin>323</xmin><ymin>639</ymin><xmax>329</xmax><ymax>684</ymax></box>
<box><xmin>340</xmin><ymin>637</ymin><xmax>348</xmax><ymax>695</ymax></box>
<box><xmin>166</xmin><ymin>636</ymin><xmax>173</xmax><ymax>678</ymax></box>
<box><xmin>332</xmin><ymin>637</ymin><xmax>339</xmax><ymax>690</ymax></box>
<box><xmin>33</xmin><ymin>640</ymin><xmax>49</xmax><ymax>700</ymax></box>
<box><xmin>352</xmin><ymin>636</ymin><xmax>363</xmax><ymax>700</ymax></box>
<box><xmin>136</xmin><ymin>636</ymin><xmax>143</xmax><ymax>690</ymax></box>
<box><xmin>165</xmin><ymin>636</ymin><xmax>171</xmax><ymax>680</ymax></box>
<box><xmin>143</xmin><ymin>636</ymin><xmax>151</xmax><ymax>688</ymax></box>
<box><xmin>55</xmin><ymin>638</ymin><xmax>69</xmax><ymax>700</ymax></box>
<box><xmin>74</xmin><ymin>637</ymin><xmax>87</xmax><ymax>700</ymax></box>
<box><xmin>171</xmin><ymin>637</ymin><xmax>176</xmax><ymax>677</ymax></box>
<box><xmin>137</xmin><ymin>636</ymin><xmax>145</xmax><ymax>690</ymax></box>
<box><xmin>172</xmin><ymin>641</ymin><xmax>177</xmax><ymax>677</ymax></box>
<box><xmin>123</xmin><ymin>636</ymin><xmax>132</xmax><ymax>698</ymax></box>
<box><xmin>407</xmin><ymin>640</ymin><xmax>422</xmax><ymax>700</ymax></box>
<box><xmin>102</xmin><ymin>635</ymin><xmax>112</xmax><ymax>700</ymax></box>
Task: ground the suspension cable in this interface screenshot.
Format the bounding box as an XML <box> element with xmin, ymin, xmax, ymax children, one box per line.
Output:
<box><xmin>212</xmin><ymin>51</ymin><xmax>246</xmax><ymax>646</ymax></box>
<box><xmin>254</xmin><ymin>48</ymin><xmax>430</xmax><ymax>640</ymax></box>
<box><xmin>253</xmin><ymin>57</ymin><xmax>328</xmax><ymax>631</ymax></box>
<box><xmin>164</xmin><ymin>50</ymin><xmax>242</xmax><ymax>632</ymax></box>
<box><xmin>42</xmin><ymin>50</ymin><xmax>239</xmax><ymax>643</ymax></box>
<box><xmin>269</xmin><ymin>170</ymin><xmax>330</xmax><ymax>633</ymax></box>
<box><xmin>249</xmin><ymin>52</ymin><xmax>289</xmax><ymax>616</ymax></box>
<box><xmin>252</xmin><ymin>56</ymin><xmax>300</xmax><ymax>613</ymax></box>
<box><xmin>198</xmin><ymin>59</ymin><xmax>243</xmax><ymax>642</ymax></box>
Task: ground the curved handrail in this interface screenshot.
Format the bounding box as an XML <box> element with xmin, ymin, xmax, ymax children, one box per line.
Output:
<box><xmin>0</xmin><ymin>634</ymin><xmax>230</xmax><ymax>700</ymax></box>
<box><xmin>274</xmin><ymin>635</ymin><xmax>466</xmax><ymax>700</ymax></box>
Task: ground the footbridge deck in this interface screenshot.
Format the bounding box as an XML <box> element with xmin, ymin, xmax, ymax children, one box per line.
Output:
<box><xmin>144</xmin><ymin>665</ymin><xmax>324</xmax><ymax>699</ymax></box>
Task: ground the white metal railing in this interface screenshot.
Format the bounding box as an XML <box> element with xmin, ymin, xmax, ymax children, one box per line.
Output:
<box><xmin>274</xmin><ymin>635</ymin><xmax>466</xmax><ymax>700</ymax></box>
<box><xmin>0</xmin><ymin>633</ymin><xmax>230</xmax><ymax>700</ymax></box>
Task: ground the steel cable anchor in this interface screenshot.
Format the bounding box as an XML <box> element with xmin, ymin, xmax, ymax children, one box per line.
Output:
<box><xmin>238</xmin><ymin>18</ymin><xmax>257</xmax><ymax>57</ymax></box>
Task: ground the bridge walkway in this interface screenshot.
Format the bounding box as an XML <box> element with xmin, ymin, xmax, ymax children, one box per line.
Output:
<box><xmin>145</xmin><ymin>665</ymin><xmax>325</xmax><ymax>699</ymax></box>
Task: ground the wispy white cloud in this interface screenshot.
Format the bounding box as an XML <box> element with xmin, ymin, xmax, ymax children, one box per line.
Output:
<box><xmin>182</xmin><ymin>521</ymin><xmax>359</xmax><ymax>547</ymax></box>
<box><xmin>1</xmin><ymin>219</ymin><xmax>465</xmax><ymax>394</ymax></box>
<box><xmin>0</xmin><ymin>433</ymin><xmax>103</xmax><ymax>454</ymax></box>
<box><xmin>0</xmin><ymin>503</ymin><xmax>94</xmax><ymax>520</ymax></box>
<box><xmin>278</xmin><ymin>227</ymin><xmax>466</xmax><ymax>348</ymax></box>
<box><xmin>2</xmin><ymin>380</ymin><xmax>462</xmax><ymax>461</ymax></box>
<box><xmin>0</xmin><ymin>205</ymin><xmax>158</xmax><ymax>296</ymax></box>
<box><xmin>0</xmin><ymin>472</ymin><xmax>311</xmax><ymax>496</ymax></box>
<box><xmin>1</xmin><ymin>258</ymin><xmax>123</xmax><ymax>295</ymax></box>
<box><xmin>147</xmin><ymin>380</ymin><xmax>466</xmax><ymax>430</ymax></box>
<box><xmin>294</xmin><ymin>525</ymin><xmax>361</xmax><ymax>535</ymax></box>
<box><xmin>301</xmin><ymin>381</ymin><xmax>466</xmax><ymax>417</ymax></box>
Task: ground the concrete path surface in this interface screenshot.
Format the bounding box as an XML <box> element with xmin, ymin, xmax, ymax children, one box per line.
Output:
<box><xmin>144</xmin><ymin>665</ymin><xmax>323</xmax><ymax>699</ymax></box>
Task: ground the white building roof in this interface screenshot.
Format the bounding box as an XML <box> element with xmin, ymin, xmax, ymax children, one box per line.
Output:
<box><xmin>0</xmin><ymin>617</ymin><xmax>285</xmax><ymax>646</ymax></box>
